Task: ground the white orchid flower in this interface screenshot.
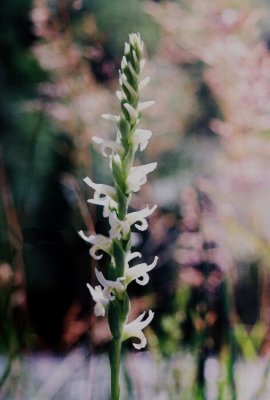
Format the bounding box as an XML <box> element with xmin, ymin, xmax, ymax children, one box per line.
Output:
<box><xmin>92</xmin><ymin>136</ymin><xmax>123</xmax><ymax>157</ymax></box>
<box><xmin>86</xmin><ymin>284</ymin><xmax>112</xmax><ymax>317</ymax></box>
<box><xmin>95</xmin><ymin>268</ymin><xmax>125</xmax><ymax>297</ymax></box>
<box><xmin>133</xmin><ymin>129</ymin><xmax>152</xmax><ymax>151</ymax></box>
<box><xmin>126</xmin><ymin>205</ymin><xmax>157</xmax><ymax>231</ymax></box>
<box><xmin>84</xmin><ymin>177</ymin><xmax>118</xmax><ymax>218</ymax></box>
<box><xmin>78</xmin><ymin>231</ymin><xmax>112</xmax><ymax>260</ymax></box>
<box><xmin>108</xmin><ymin>205</ymin><xmax>157</xmax><ymax>240</ymax></box>
<box><xmin>125</xmin><ymin>252</ymin><xmax>158</xmax><ymax>286</ymax></box>
<box><xmin>108</xmin><ymin>211</ymin><xmax>128</xmax><ymax>240</ymax></box>
<box><xmin>88</xmin><ymin>196</ymin><xmax>118</xmax><ymax>218</ymax></box>
<box><xmin>127</xmin><ymin>163</ymin><xmax>157</xmax><ymax>192</ymax></box>
<box><xmin>84</xmin><ymin>177</ymin><xmax>116</xmax><ymax>199</ymax></box>
<box><xmin>123</xmin><ymin>310</ymin><xmax>154</xmax><ymax>349</ymax></box>
<box><xmin>86</xmin><ymin>269</ymin><xmax>125</xmax><ymax>317</ymax></box>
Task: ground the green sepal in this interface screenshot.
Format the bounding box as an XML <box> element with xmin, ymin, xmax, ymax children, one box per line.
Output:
<box><xmin>123</xmin><ymin>65</ymin><xmax>137</xmax><ymax>89</ymax></box>
<box><xmin>112</xmin><ymin>239</ymin><xmax>125</xmax><ymax>276</ymax></box>
<box><xmin>108</xmin><ymin>300</ymin><xmax>122</xmax><ymax>339</ymax></box>
<box><xmin>121</xmin><ymin>100</ymin><xmax>130</xmax><ymax>122</ymax></box>
<box><xmin>119</xmin><ymin>118</ymin><xmax>129</xmax><ymax>137</ymax></box>
<box><xmin>108</xmin><ymin>295</ymin><xmax>130</xmax><ymax>339</ymax></box>
<box><xmin>122</xmin><ymin>233</ymin><xmax>131</xmax><ymax>253</ymax></box>
<box><xmin>122</xmin><ymin>145</ymin><xmax>134</xmax><ymax>172</ymax></box>
<box><xmin>122</xmin><ymin>292</ymin><xmax>130</xmax><ymax>320</ymax></box>
<box><xmin>108</xmin><ymin>260</ymin><xmax>117</xmax><ymax>280</ymax></box>
<box><xmin>116</xmin><ymin>187</ymin><xmax>129</xmax><ymax>218</ymax></box>
<box><xmin>112</xmin><ymin>157</ymin><xmax>124</xmax><ymax>189</ymax></box>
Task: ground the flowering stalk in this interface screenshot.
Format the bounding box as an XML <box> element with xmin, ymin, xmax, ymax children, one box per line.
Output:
<box><xmin>79</xmin><ymin>33</ymin><xmax>157</xmax><ymax>400</ymax></box>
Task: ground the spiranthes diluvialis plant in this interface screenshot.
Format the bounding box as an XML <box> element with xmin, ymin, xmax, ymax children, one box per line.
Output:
<box><xmin>79</xmin><ymin>33</ymin><xmax>158</xmax><ymax>400</ymax></box>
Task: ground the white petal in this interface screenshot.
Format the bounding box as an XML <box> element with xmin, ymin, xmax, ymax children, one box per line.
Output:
<box><xmin>86</xmin><ymin>283</ymin><xmax>108</xmax><ymax>317</ymax></box>
<box><xmin>134</xmin><ymin>129</ymin><xmax>152</xmax><ymax>151</ymax></box>
<box><xmin>88</xmin><ymin>197</ymin><xmax>117</xmax><ymax>218</ymax></box>
<box><xmin>126</xmin><ymin>251</ymin><xmax>142</xmax><ymax>264</ymax></box>
<box><xmin>138</xmin><ymin>101</ymin><xmax>155</xmax><ymax>112</ymax></box>
<box><xmin>95</xmin><ymin>268</ymin><xmax>125</xmax><ymax>293</ymax></box>
<box><xmin>86</xmin><ymin>283</ymin><xmax>99</xmax><ymax>302</ymax></box>
<box><xmin>83</xmin><ymin>177</ymin><xmax>116</xmax><ymax>198</ymax></box>
<box><xmin>78</xmin><ymin>230</ymin><xmax>95</xmax><ymax>244</ymax></box>
<box><xmin>121</xmin><ymin>56</ymin><xmax>128</xmax><ymax>69</ymax></box>
<box><xmin>102</xmin><ymin>114</ymin><xmax>120</xmax><ymax>123</ymax></box>
<box><xmin>139</xmin><ymin>77</ymin><xmax>150</xmax><ymax>90</ymax></box>
<box><xmin>135</xmin><ymin>310</ymin><xmax>154</xmax><ymax>330</ymax></box>
<box><xmin>127</xmin><ymin>163</ymin><xmax>157</xmax><ymax>192</ymax></box>
<box><xmin>94</xmin><ymin>303</ymin><xmax>105</xmax><ymax>317</ymax></box>
<box><xmin>133</xmin><ymin>331</ymin><xmax>147</xmax><ymax>350</ymax></box>
<box><xmin>124</xmin><ymin>42</ymin><xmax>130</xmax><ymax>55</ymax></box>
<box><xmin>116</xmin><ymin>90</ymin><xmax>124</xmax><ymax>101</ymax></box>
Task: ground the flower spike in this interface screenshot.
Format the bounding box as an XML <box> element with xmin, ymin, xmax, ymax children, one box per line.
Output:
<box><xmin>80</xmin><ymin>33</ymin><xmax>157</xmax><ymax>399</ymax></box>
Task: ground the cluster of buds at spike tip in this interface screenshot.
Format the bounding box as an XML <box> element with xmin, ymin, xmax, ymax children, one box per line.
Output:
<box><xmin>79</xmin><ymin>33</ymin><xmax>157</xmax><ymax>351</ymax></box>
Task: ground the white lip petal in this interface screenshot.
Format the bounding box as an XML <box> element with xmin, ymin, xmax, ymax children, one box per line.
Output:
<box><xmin>126</xmin><ymin>251</ymin><xmax>142</xmax><ymax>263</ymax></box>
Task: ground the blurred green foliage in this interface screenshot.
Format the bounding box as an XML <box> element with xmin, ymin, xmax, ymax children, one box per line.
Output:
<box><xmin>86</xmin><ymin>0</ymin><xmax>160</xmax><ymax>58</ymax></box>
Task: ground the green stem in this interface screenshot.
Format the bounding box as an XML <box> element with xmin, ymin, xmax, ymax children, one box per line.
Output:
<box><xmin>110</xmin><ymin>337</ymin><xmax>122</xmax><ymax>400</ymax></box>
